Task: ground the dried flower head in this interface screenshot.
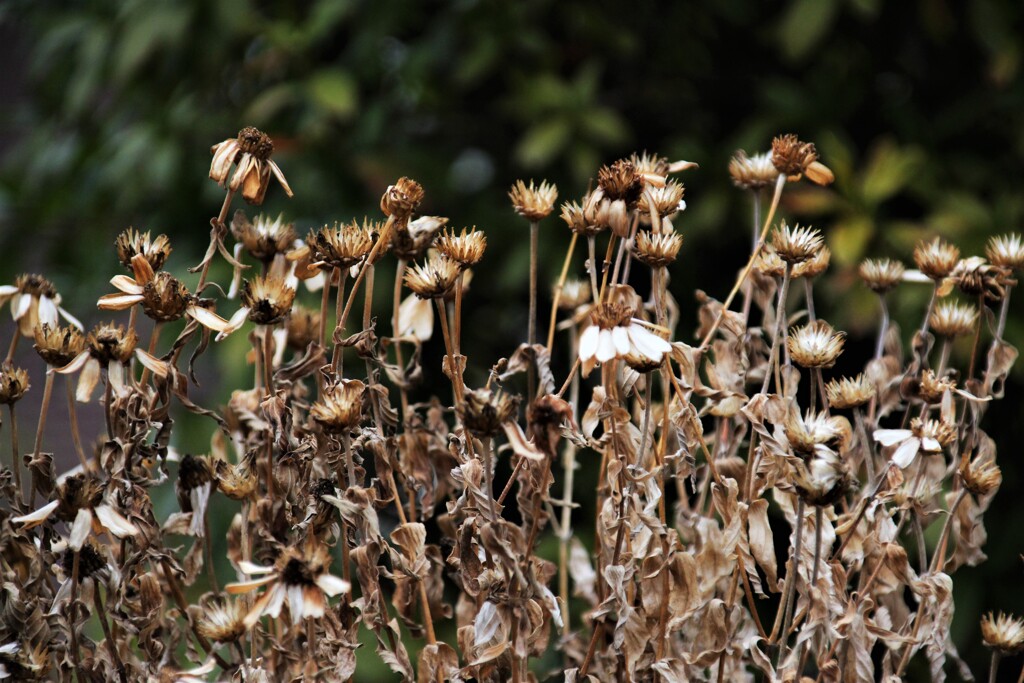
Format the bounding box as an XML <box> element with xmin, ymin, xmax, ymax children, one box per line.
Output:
<box><xmin>825</xmin><ymin>374</ymin><xmax>874</xmax><ymax>410</ymax></box>
<box><xmin>981</xmin><ymin>612</ymin><xmax>1024</xmax><ymax>654</ymax></box>
<box><xmin>0</xmin><ymin>273</ymin><xmax>81</xmax><ymax>337</ymax></box>
<box><xmin>916</xmin><ymin>369</ymin><xmax>956</xmax><ymax>404</ymax></box>
<box><xmin>633</xmin><ymin>229</ymin><xmax>683</xmax><ymax>268</ymax></box>
<box><xmin>729</xmin><ymin>150</ymin><xmax>780</xmax><ymax>190</ymax></box>
<box><xmin>859</xmin><ymin>258</ymin><xmax>905</xmax><ymax>294</ymax></box>
<box><xmin>380</xmin><ymin>177</ymin><xmax>424</xmax><ymax>219</ymax></box>
<box><xmin>788</xmin><ymin>319</ymin><xmax>845</xmax><ymax>369</ymax></box>
<box><xmin>311</xmin><ymin>379</ymin><xmax>366</xmax><ymax>433</ymax></box>
<box><xmin>557</xmin><ymin>279</ymin><xmax>591</xmax><ymax>310</ymax></box>
<box><xmin>226</xmin><ymin>544</ymin><xmax>350</xmax><ymax>626</ymax></box>
<box><xmin>792</xmin><ymin>448</ymin><xmax>851</xmax><ymax>507</ymax></box>
<box><xmin>60</xmin><ymin>543</ymin><xmax>107</xmax><ymax>580</ymax></box>
<box><xmin>578</xmin><ymin>303</ymin><xmax>671</xmax><ymax>376</ymax></box>
<box><xmin>771</xmin><ymin>223</ymin><xmax>824</xmax><ymax>264</ymax></box>
<box><xmin>0</xmin><ymin>364</ymin><xmax>29</xmax><ymax>405</ymax></box>
<box><xmin>930</xmin><ymin>300</ymin><xmax>977</xmax><ymax>338</ymax></box>
<box><xmin>771</xmin><ymin>134</ymin><xmax>833</xmax><ymax>185</ymax></box>
<box><xmin>209</xmin><ymin>126</ymin><xmax>293</xmax><ymax>205</ymax></box>
<box><xmin>196</xmin><ymin>600</ymin><xmax>247</xmax><ymax>644</ymax></box>
<box><xmin>509</xmin><ymin>180</ymin><xmax>558</xmax><ymax>222</ymax></box>
<box><xmin>240</xmin><ymin>275</ymin><xmax>295</xmax><ymax>326</ymax></box>
<box><xmin>404</xmin><ymin>252</ymin><xmax>460</xmax><ymax>299</ymax></box>
<box><xmin>392</xmin><ymin>215</ymin><xmax>448</xmax><ymax>260</ymax></box>
<box><xmin>285</xmin><ymin>305</ymin><xmax>320</xmax><ymax>351</ymax></box>
<box><xmin>794</xmin><ymin>245</ymin><xmax>830</xmax><ymax>279</ymax></box>
<box><xmin>911</xmin><ymin>417</ymin><xmax>957</xmax><ymax>452</ymax></box>
<box><xmin>559</xmin><ymin>197</ymin><xmax>601</xmax><ymax>237</ymax></box>
<box><xmin>86</xmin><ymin>322</ymin><xmax>138</xmax><ymax>365</ymax></box>
<box><xmin>308</xmin><ymin>220</ymin><xmax>374</xmax><ymax>269</ymax></box>
<box><xmin>914</xmin><ymin>237</ymin><xmax>960</xmax><ymax>280</ymax></box>
<box><xmin>435</xmin><ymin>227</ymin><xmax>486</xmax><ymax>267</ymax></box>
<box><xmin>784</xmin><ymin>410</ymin><xmax>851</xmax><ymax>457</ymax></box>
<box><xmin>231</xmin><ymin>212</ymin><xmax>297</xmax><ymax>262</ymax></box>
<box><xmin>597</xmin><ymin>160</ymin><xmax>644</xmax><ymax>209</ymax></box>
<box><xmin>950</xmin><ymin>256</ymin><xmax>1007</xmax><ymax>301</ymax></box>
<box><xmin>177</xmin><ymin>454</ymin><xmax>213</xmax><ymax>493</ymax></box>
<box><xmin>986</xmin><ymin>233</ymin><xmax>1024</xmax><ymax>271</ymax></box>
<box><xmin>142</xmin><ymin>271</ymin><xmax>191</xmax><ymax>322</ymax></box>
<box><xmin>755</xmin><ymin>245</ymin><xmax>786</xmax><ymax>279</ymax></box>
<box><xmin>459</xmin><ymin>388</ymin><xmax>520</xmax><ymax>438</ymax></box>
<box><xmin>115</xmin><ymin>228</ymin><xmax>172</xmax><ymax>272</ymax></box>
<box><xmin>215</xmin><ymin>457</ymin><xmax>257</xmax><ymax>501</ymax></box>
<box><xmin>638</xmin><ymin>181</ymin><xmax>686</xmax><ymax>218</ymax></box>
<box><xmin>34</xmin><ymin>323</ymin><xmax>86</xmax><ymax>367</ymax></box>
<box><xmin>960</xmin><ymin>456</ymin><xmax>1002</xmax><ymax>497</ymax></box>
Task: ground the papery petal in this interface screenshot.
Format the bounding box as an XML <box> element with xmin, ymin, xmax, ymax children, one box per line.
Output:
<box><xmin>69</xmin><ymin>509</ymin><xmax>93</xmax><ymax>551</ymax></box>
<box><xmin>595</xmin><ymin>330</ymin><xmax>617</xmax><ymax>363</ymax></box>
<box><xmin>315</xmin><ymin>573</ymin><xmax>351</xmax><ymax>597</ymax></box>
<box><xmin>12</xmin><ymin>294</ymin><xmax>31</xmax><ymax>321</ymax></box>
<box><xmin>611</xmin><ymin>326</ymin><xmax>630</xmax><ymax>355</ymax></box>
<box><xmin>11</xmin><ymin>500</ymin><xmax>60</xmax><ymax>528</ymax></box>
<box><xmin>238</xmin><ymin>561</ymin><xmax>275</xmax><ymax>575</ymax></box>
<box><xmin>287</xmin><ymin>585</ymin><xmax>306</xmax><ymax>623</ymax></box>
<box><xmin>37</xmin><ymin>298</ymin><xmax>59</xmax><ymax>328</ymax></box>
<box><xmin>76</xmin><ymin>358</ymin><xmax>101</xmax><ymax>403</ymax></box>
<box><xmin>578</xmin><ymin>325</ymin><xmax>599</xmax><ymax>361</ymax></box>
<box><xmin>57</xmin><ymin>307</ymin><xmax>83</xmax><ymax>330</ymax></box>
<box><xmin>93</xmin><ymin>504</ymin><xmax>139</xmax><ymax>538</ymax></box>
<box><xmin>628</xmin><ymin>324</ymin><xmax>672</xmax><ymax>359</ymax></box>
<box><xmin>269</xmin><ymin>161</ymin><xmax>294</xmax><ymax>198</ymax></box>
<box><xmin>98</xmin><ymin>293</ymin><xmax>144</xmax><ymax>310</ymax></box>
<box><xmin>187</xmin><ymin>305</ymin><xmax>233</xmax><ymax>333</ymax></box>
<box><xmin>226</xmin><ymin>575</ymin><xmax>277</xmax><ymax>594</ymax></box>
<box><xmin>54</xmin><ymin>352</ymin><xmax>90</xmax><ymax>375</ymax></box>
<box><xmin>398</xmin><ymin>294</ymin><xmax>433</xmax><ymax>341</ymax></box>
<box><xmin>891</xmin><ymin>438</ymin><xmax>921</xmax><ymax>469</ymax></box>
<box><xmin>873</xmin><ymin>429</ymin><xmax>912</xmax><ymax>447</ymax></box>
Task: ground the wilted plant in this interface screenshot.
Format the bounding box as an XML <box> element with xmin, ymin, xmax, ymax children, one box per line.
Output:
<box><xmin>0</xmin><ymin>127</ymin><xmax>1020</xmax><ymax>683</ymax></box>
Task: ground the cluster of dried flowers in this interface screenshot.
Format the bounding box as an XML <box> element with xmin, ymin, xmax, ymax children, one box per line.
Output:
<box><xmin>0</xmin><ymin>126</ymin><xmax>1020</xmax><ymax>682</ymax></box>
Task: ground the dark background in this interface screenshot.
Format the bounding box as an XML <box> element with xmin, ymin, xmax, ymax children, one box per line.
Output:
<box><xmin>2</xmin><ymin>0</ymin><xmax>1024</xmax><ymax>679</ymax></box>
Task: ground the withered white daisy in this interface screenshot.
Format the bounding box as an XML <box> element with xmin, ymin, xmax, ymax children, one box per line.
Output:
<box><xmin>0</xmin><ymin>274</ymin><xmax>82</xmax><ymax>338</ymax></box>
<box><xmin>226</xmin><ymin>544</ymin><xmax>350</xmax><ymax>626</ymax></box>
<box><xmin>209</xmin><ymin>126</ymin><xmax>293</xmax><ymax>205</ymax></box>
<box><xmin>873</xmin><ymin>417</ymin><xmax>957</xmax><ymax>469</ymax></box>
<box><xmin>577</xmin><ymin>303</ymin><xmax>671</xmax><ymax>377</ymax></box>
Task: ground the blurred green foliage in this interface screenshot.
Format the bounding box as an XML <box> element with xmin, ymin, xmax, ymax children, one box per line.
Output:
<box><xmin>4</xmin><ymin>0</ymin><xmax>1024</xmax><ymax>679</ymax></box>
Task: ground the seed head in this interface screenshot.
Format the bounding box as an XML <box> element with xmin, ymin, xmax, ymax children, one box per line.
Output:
<box><xmin>509</xmin><ymin>179</ymin><xmax>558</xmax><ymax>222</ymax></box>
<box><xmin>459</xmin><ymin>388</ymin><xmax>520</xmax><ymax>438</ymax></box>
<box><xmin>825</xmin><ymin>374</ymin><xmax>874</xmax><ymax>410</ymax></box>
<box><xmin>236</xmin><ymin>126</ymin><xmax>274</xmax><ymax>160</ymax></box>
<box><xmin>986</xmin><ymin>233</ymin><xmax>1024</xmax><ymax>271</ymax></box>
<box><xmin>404</xmin><ymin>252</ymin><xmax>460</xmax><ymax>299</ymax></box>
<box><xmin>209</xmin><ymin>127</ymin><xmax>292</xmax><ymax>205</ymax></box>
<box><xmin>597</xmin><ymin>160</ymin><xmax>644</xmax><ymax>209</ymax></box>
<box><xmin>115</xmin><ymin>228</ymin><xmax>172</xmax><ymax>272</ymax></box>
<box><xmin>142</xmin><ymin>272</ymin><xmax>190</xmax><ymax>322</ymax></box>
<box><xmin>981</xmin><ymin>612</ymin><xmax>1024</xmax><ymax>654</ymax></box>
<box><xmin>637</xmin><ymin>181</ymin><xmax>685</xmax><ymax>218</ymax></box>
<box><xmin>241</xmin><ymin>275</ymin><xmax>295</xmax><ymax>325</ymax></box>
<box><xmin>910</xmin><ymin>417</ymin><xmax>957</xmax><ymax>451</ymax></box>
<box><xmin>771</xmin><ymin>134</ymin><xmax>833</xmax><ymax>185</ymax></box>
<box><xmin>729</xmin><ymin>150</ymin><xmax>780</xmax><ymax>190</ymax></box>
<box><xmin>788</xmin><ymin>320</ymin><xmax>845</xmax><ymax>369</ymax></box>
<box><xmin>633</xmin><ymin>229</ymin><xmax>683</xmax><ymax>268</ymax></box>
<box><xmin>177</xmin><ymin>454</ymin><xmax>213</xmax><ymax>492</ymax></box>
<box><xmin>15</xmin><ymin>274</ymin><xmax>57</xmax><ymax>300</ymax></box>
<box><xmin>231</xmin><ymin>212</ymin><xmax>296</xmax><ymax>263</ymax></box>
<box><xmin>0</xmin><ymin>365</ymin><xmax>29</xmax><ymax>405</ymax></box>
<box><xmin>915</xmin><ymin>370</ymin><xmax>956</xmax><ymax>404</ymax></box>
<box><xmin>629</xmin><ymin>151</ymin><xmax>670</xmax><ymax>177</ymax></box>
<box><xmin>285</xmin><ymin>305</ymin><xmax>320</xmax><ymax>351</ymax></box>
<box><xmin>56</xmin><ymin>474</ymin><xmax>104</xmax><ymax>520</ymax></box>
<box><xmin>859</xmin><ymin>258</ymin><xmax>905</xmax><ymax>294</ymax></box>
<box><xmin>960</xmin><ymin>456</ymin><xmax>1001</xmax><ymax>497</ymax></box>
<box><xmin>929</xmin><ymin>300</ymin><xmax>977</xmax><ymax>338</ymax></box>
<box><xmin>308</xmin><ymin>221</ymin><xmax>374</xmax><ymax>270</ymax></box>
<box><xmin>914</xmin><ymin>237</ymin><xmax>960</xmax><ymax>280</ymax></box>
<box><xmin>794</xmin><ymin>245</ymin><xmax>830</xmax><ymax>279</ymax></box>
<box><xmin>950</xmin><ymin>256</ymin><xmax>1007</xmax><ymax>301</ymax></box>
<box><xmin>311</xmin><ymin>379</ymin><xmax>366</xmax><ymax>433</ymax></box>
<box><xmin>772</xmin><ymin>223</ymin><xmax>824</xmax><ymax>264</ymax></box>
<box><xmin>380</xmin><ymin>177</ymin><xmax>424</xmax><ymax>220</ymax></box>
<box><xmin>34</xmin><ymin>324</ymin><xmax>85</xmax><ymax>368</ymax></box>
<box><xmin>61</xmin><ymin>544</ymin><xmax>106</xmax><ymax>580</ymax></box>
<box><xmin>435</xmin><ymin>227</ymin><xmax>486</xmax><ymax>268</ymax></box>
<box><xmin>215</xmin><ymin>457</ymin><xmax>257</xmax><ymax>501</ymax></box>
<box><xmin>391</xmin><ymin>216</ymin><xmax>448</xmax><ymax>260</ymax></box>
<box><xmin>86</xmin><ymin>323</ymin><xmax>137</xmax><ymax>364</ymax></box>
<box><xmin>196</xmin><ymin>600</ymin><xmax>247</xmax><ymax>644</ymax></box>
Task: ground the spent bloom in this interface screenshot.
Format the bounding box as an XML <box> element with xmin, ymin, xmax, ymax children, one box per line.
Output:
<box><xmin>0</xmin><ymin>274</ymin><xmax>82</xmax><ymax>338</ymax></box>
<box><xmin>930</xmin><ymin>300</ymin><xmax>977</xmax><ymax>338</ymax></box>
<box><xmin>728</xmin><ymin>150</ymin><xmax>779</xmax><ymax>190</ymax></box>
<box><xmin>771</xmin><ymin>223</ymin><xmax>824</xmax><ymax>264</ymax></box>
<box><xmin>859</xmin><ymin>258</ymin><xmax>905</xmax><ymax>294</ymax></box>
<box><xmin>788</xmin><ymin>320</ymin><xmax>845</xmax><ymax>369</ymax></box>
<box><xmin>209</xmin><ymin>126</ymin><xmax>293</xmax><ymax>205</ymax></box>
<box><xmin>986</xmin><ymin>233</ymin><xmax>1024</xmax><ymax>271</ymax></box>
<box><xmin>115</xmin><ymin>228</ymin><xmax>172</xmax><ymax>272</ymax></box>
<box><xmin>914</xmin><ymin>237</ymin><xmax>960</xmax><ymax>280</ymax></box>
<box><xmin>404</xmin><ymin>252</ymin><xmax>461</xmax><ymax>299</ymax></box>
<box><xmin>509</xmin><ymin>180</ymin><xmax>558</xmax><ymax>222</ymax></box>
<box><xmin>578</xmin><ymin>303</ymin><xmax>672</xmax><ymax>377</ymax></box>
<box><xmin>771</xmin><ymin>134</ymin><xmax>834</xmax><ymax>185</ymax></box>
<box><xmin>231</xmin><ymin>212</ymin><xmax>297</xmax><ymax>263</ymax></box>
<box><xmin>825</xmin><ymin>374</ymin><xmax>875</xmax><ymax>410</ymax></box>
<box><xmin>874</xmin><ymin>417</ymin><xmax>957</xmax><ymax>469</ymax></box>
<box><xmin>981</xmin><ymin>612</ymin><xmax>1024</xmax><ymax>654</ymax></box>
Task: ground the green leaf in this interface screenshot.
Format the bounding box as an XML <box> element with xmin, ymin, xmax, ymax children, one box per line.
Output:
<box><xmin>307</xmin><ymin>69</ymin><xmax>359</xmax><ymax>120</ymax></box>
<box><xmin>861</xmin><ymin>140</ymin><xmax>922</xmax><ymax>206</ymax></box>
<box><xmin>515</xmin><ymin>118</ymin><xmax>571</xmax><ymax>168</ymax></box>
<box><xmin>829</xmin><ymin>215</ymin><xmax>874</xmax><ymax>266</ymax></box>
<box><xmin>779</xmin><ymin>0</ymin><xmax>840</xmax><ymax>61</ymax></box>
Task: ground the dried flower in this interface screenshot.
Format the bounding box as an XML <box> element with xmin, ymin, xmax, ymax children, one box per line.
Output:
<box><xmin>115</xmin><ymin>228</ymin><xmax>172</xmax><ymax>272</ymax></box>
<box><xmin>311</xmin><ymin>379</ymin><xmax>366</xmax><ymax>432</ymax></box>
<box><xmin>874</xmin><ymin>417</ymin><xmax>957</xmax><ymax>468</ymax></box>
<box><xmin>509</xmin><ymin>180</ymin><xmax>558</xmax><ymax>222</ymax></box>
<box><xmin>986</xmin><ymin>233</ymin><xmax>1024</xmax><ymax>271</ymax></box>
<box><xmin>914</xmin><ymin>237</ymin><xmax>960</xmax><ymax>280</ymax></box>
<box><xmin>788</xmin><ymin>319</ymin><xmax>845</xmax><ymax>369</ymax></box>
<box><xmin>33</xmin><ymin>323</ymin><xmax>85</xmax><ymax>368</ymax></box>
<box><xmin>557</xmin><ymin>279</ymin><xmax>591</xmax><ymax>310</ymax></box>
<box><xmin>729</xmin><ymin>150</ymin><xmax>780</xmax><ymax>190</ymax></box>
<box><xmin>930</xmin><ymin>300</ymin><xmax>977</xmax><ymax>338</ymax></box>
<box><xmin>196</xmin><ymin>600</ymin><xmax>247</xmax><ymax>644</ymax></box>
<box><xmin>771</xmin><ymin>223</ymin><xmax>824</xmax><ymax>264</ymax></box>
<box><xmin>638</xmin><ymin>181</ymin><xmax>686</xmax><ymax>218</ymax></box>
<box><xmin>597</xmin><ymin>160</ymin><xmax>644</xmax><ymax>209</ymax></box>
<box><xmin>794</xmin><ymin>245</ymin><xmax>830</xmax><ymax>279</ymax></box>
<box><xmin>307</xmin><ymin>220</ymin><xmax>374</xmax><ymax>270</ymax></box>
<box><xmin>784</xmin><ymin>410</ymin><xmax>851</xmax><ymax>457</ymax></box>
<box><xmin>459</xmin><ymin>388</ymin><xmax>521</xmax><ymax>438</ymax></box>
<box><xmin>12</xmin><ymin>474</ymin><xmax>138</xmax><ymax>550</ymax></box>
<box><xmin>392</xmin><ymin>215</ymin><xmax>448</xmax><ymax>260</ymax></box>
<box><xmin>859</xmin><ymin>258</ymin><xmax>905</xmax><ymax>294</ymax></box>
<box><xmin>0</xmin><ymin>274</ymin><xmax>82</xmax><ymax>337</ymax></box>
<box><xmin>916</xmin><ymin>369</ymin><xmax>956</xmax><ymax>404</ymax></box>
<box><xmin>209</xmin><ymin>126</ymin><xmax>293</xmax><ymax>205</ymax></box>
<box><xmin>560</xmin><ymin>195</ymin><xmax>604</xmax><ymax>237</ymax></box>
<box><xmin>771</xmin><ymin>134</ymin><xmax>833</xmax><ymax>185</ymax></box>
<box><xmin>578</xmin><ymin>303</ymin><xmax>671</xmax><ymax>377</ymax></box>
<box><xmin>231</xmin><ymin>212</ymin><xmax>297</xmax><ymax>263</ymax></box>
<box><xmin>633</xmin><ymin>229</ymin><xmax>683</xmax><ymax>268</ymax></box>
<box><xmin>960</xmin><ymin>456</ymin><xmax>1002</xmax><ymax>497</ymax></box>
<box><xmin>825</xmin><ymin>374</ymin><xmax>874</xmax><ymax>410</ymax></box>
<box><xmin>226</xmin><ymin>544</ymin><xmax>350</xmax><ymax>626</ymax></box>
<box><xmin>380</xmin><ymin>177</ymin><xmax>424</xmax><ymax>220</ymax></box>
<box><xmin>239</xmin><ymin>275</ymin><xmax>295</xmax><ymax>326</ymax></box>
<box><xmin>404</xmin><ymin>252</ymin><xmax>461</xmax><ymax>299</ymax></box>
<box><xmin>981</xmin><ymin>612</ymin><xmax>1024</xmax><ymax>654</ymax></box>
<box><xmin>949</xmin><ymin>256</ymin><xmax>1007</xmax><ymax>301</ymax></box>
<box><xmin>0</xmin><ymin>365</ymin><xmax>29</xmax><ymax>405</ymax></box>
<box><xmin>435</xmin><ymin>227</ymin><xmax>486</xmax><ymax>268</ymax></box>
<box><xmin>285</xmin><ymin>305</ymin><xmax>320</xmax><ymax>351</ymax></box>
<box><xmin>60</xmin><ymin>543</ymin><xmax>107</xmax><ymax>580</ymax></box>
<box><xmin>792</xmin><ymin>447</ymin><xmax>851</xmax><ymax>507</ymax></box>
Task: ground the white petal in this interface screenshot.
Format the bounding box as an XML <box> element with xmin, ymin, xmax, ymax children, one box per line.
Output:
<box><xmin>0</xmin><ymin>285</ymin><xmax>18</xmax><ymax>297</ymax></box>
<box><xmin>109</xmin><ymin>274</ymin><xmax>144</xmax><ymax>295</ymax></box>
<box><xmin>288</xmin><ymin>585</ymin><xmax>306</xmax><ymax>623</ymax></box>
<box><xmin>11</xmin><ymin>500</ymin><xmax>60</xmax><ymax>528</ymax></box>
<box><xmin>238</xmin><ymin>560</ymin><xmax>275</xmax><ymax>575</ymax></box>
<box><xmin>225</xmin><ymin>575</ymin><xmax>277</xmax><ymax>594</ymax></box>
<box><xmin>891</xmin><ymin>438</ymin><xmax>921</xmax><ymax>469</ymax></box>
<box><xmin>315</xmin><ymin>573</ymin><xmax>351</xmax><ymax>597</ymax></box>
<box><xmin>921</xmin><ymin>437</ymin><xmax>942</xmax><ymax>453</ymax></box>
<box><xmin>93</xmin><ymin>504</ymin><xmax>138</xmax><ymax>538</ymax></box>
<box><xmin>37</xmin><ymin>297</ymin><xmax>58</xmax><ymax>328</ymax></box>
<box><xmin>54</xmin><ymin>352</ymin><xmax>90</xmax><ymax>375</ymax></box>
<box><xmin>398</xmin><ymin>294</ymin><xmax>433</xmax><ymax>341</ymax></box>
<box><xmin>134</xmin><ymin>349</ymin><xmax>169</xmax><ymax>379</ymax></box>
<box><xmin>873</xmin><ymin>429</ymin><xmax>913</xmax><ymax>447</ymax></box>
<box><xmin>97</xmin><ymin>293</ymin><xmax>144</xmax><ymax>310</ymax></box>
<box><xmin>578</xmin><ymin>325</ymin><xmax>599</xmax><ymax>361</ymax></box>
<box><xmin>611</xmin><ymin>326</ymin><xmax>630</xmax><ymax>355</ymax></box>
<box><xmin>75</xmin><ymin>358</ymin><xmax>101</xmax><ymax>403</ymax></box>
<box><xmin>12</xmin><ymin>294</ymin><xmax>30</xmax><ymax>321</ymax></box>
<box><xmin>69</xmin><ymin>509</ymin><xmax>93</xmax><ymax>551</ymax></box>
<box><xmin>57</xmin><ymin>307</ymin><xmax>83</xmax><ymax>330</ymax></box>
<box><xmin>628</xmin><ymin>324</ymin><xmax>671</xmax><ymax>359</ymax></box>
<box><xmin>263</xmin><ymin>584</ymin><xmax>287</xmax><ymax>619</ymax></box>
<box><xmin>187</xmin><ymin>305</ymin><xmax>232</xmax><ymax>333</ymax></box>
<box><xmin>595</xmin><ymin>330</ymin><xmax>617</xmax><ymax>363</ymax></box>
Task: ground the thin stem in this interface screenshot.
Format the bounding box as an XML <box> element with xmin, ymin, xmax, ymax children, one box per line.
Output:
<box><xmin>990</xmin><ymin>651</ymin><xmax>1001</xmax><ymax>683</ymax></box>
<box><xmin>93</xmin><ymin>585</ymin><xmax>128</xmax><ymax>683</ymax></box>
<box><xmin>331</xmin><ymin>269</ymin><xmax>348</xmax><ymax>373</ymax></box>
<box><xmin>968</xmin><ymin>293</ymin><xmax>985</xmax><ymax>380</ymax></box>
<box><xmin>547</xmin><ymin>232</ymin><xmax>579</xmax><ymax>351</ymax></box>
<box><xmin>393</xmin><ymin>260</ymin><xmax>410</xmax><ymax>425</ymax></box>
<box><xmin>771</xmin><ymin>499</ymin><xmax>805</xmax><ymax>651</ymax></box>
<box><xmin>586</xmin><ymin>236</ymin><xmax>600</xmax><ymax>306</ymax></box>
<box><xmin>920</xmin><ymin>283</ymin><xmax>938</xmax><ymax>336</ymax></box>
<box><xmin>196</xmin><ymin>189</ymin><xmax>236</xmax><ymax>293</ymax></box>
<box><xmin>875</xmin><ymin>293</ymin><xmax>890</xmax><ymax>360</ymax></box>
<box><xmin>762</xmin><ymin>264</ymin><xmax>793</xmax><ymax>394</ymax></box>
<box><xmin>996</xmin><ymin>284</ymin><xmax>1013</xmax><ymax>342</ymax></box>
<box><xmin>434</xmin><ymin>297</ymin><xmax>462</xmax><ymax>402</ymax></box>
<box><xmin>5</xmin><ymin>333</ymin><xmax>18</xmax><ymax>364</ymax></box>
<box><xmin>30</xmin><ymin>372</ymin><xmax>55</xmax><ymax>504</ymax></box>
<box><xmin>929</xmin><ymin>488</ymin><xmax>969</xmax><ymax>573</ymax></box>
<box><xmin>69</xmin><ymin>551</ymin><xmax>83</xmax><ymax>682</ymax></box>
<box><xmin>8</xmin><ymin>404</ymin><xmax>22</xmax><ymax>508</ymax></box>
<box><xmin>337</xmin><ymin>217</ymin><xmax>395</xmax><ymax>345</ymax></box>
<box><xmin>479</xmin><ymin>437</ymin><xmax>498</xmax><ymax>522</ymax></box>
<box><xmin>811</xmin><ymin>506</ymin><xmax>823</xmax><ymax>588</ymax></box>
<box><xmin>528</xmin><ymin>221</ymin><xmax>539</xmax><ymax>401</ymax></box>
<box><xmin>65</xmin><ymin>376</ymin><xmax>89</xmax><ymax>471</ymax></box>
<box><xmin>138</xmin><ymin>322</ymin><xmax>163</xmax><ymax>387</ymax></box>
<box><xmin>803</xmin><ymin>277</ymin><xmax>816</xmax><ymax>322</ymax></box>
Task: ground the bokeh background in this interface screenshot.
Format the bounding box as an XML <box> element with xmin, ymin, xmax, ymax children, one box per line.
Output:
<box><xmin>2</xmin><ymin>0</ymin><xmax>1024</xmax><ymax>679</ymax></box>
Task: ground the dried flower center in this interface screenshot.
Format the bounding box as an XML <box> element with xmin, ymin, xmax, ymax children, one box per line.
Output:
<box><xmin>281</xmin><ymin>557</ymin><xmax>315</xmax><ymax>586</ymax></box>
<box><xmin>237</xmin><ymin>126</ymin><xmax>274</xmax><ymax>160</ymax></box>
